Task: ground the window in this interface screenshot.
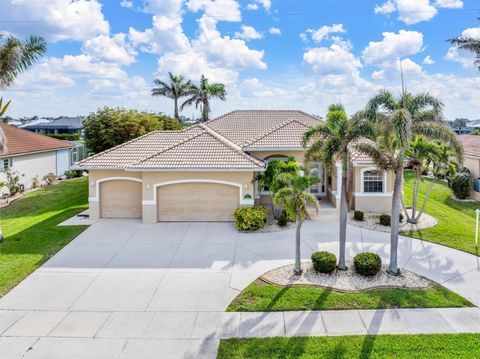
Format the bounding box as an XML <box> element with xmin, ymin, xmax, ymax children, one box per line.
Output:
<box><xmin>363</xmin><ymin>170</ymin><xmax>383</xmax><ymax>193</ymax></box>
<box><xmin>2</xmin><ymin>158</ymin><xmax>11</xmax><ymax>170</ymax></box>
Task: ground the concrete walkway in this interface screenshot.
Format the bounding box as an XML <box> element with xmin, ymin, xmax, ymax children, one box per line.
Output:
<box><xmin>0</xmin><ymin>213</ymin><xmax>479</xmax><ymax>358</ymax></box>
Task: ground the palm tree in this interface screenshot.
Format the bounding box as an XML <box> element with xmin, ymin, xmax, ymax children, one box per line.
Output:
<box><xmin>448</xmin><ymin>19</ymin><xmax>480</xmax><ymax>70</ymax></box>
<box><xmin>0</xmin><ymin>97</ymin><xmax>11</xmax><ymax>121</ymax></box>
<box><xmin>303</xmin><ymin>104</ymin><xmax>374</xmax><ymax>270</ymax></box>
<box><xmin>0</xmin><ymin>34</ymin><xmax>46</xmax><ymax>90</ymax></box>
<box><xmin>273</xmin><ymin>172</ymin><xmax>319</xmax><ymax>275</ymax></box>
<box><xmin>358</xmin><ymin>90</ymin><xmax>462</xmax><ymax>275</ymax></box>
<box><xmin>181</xmin><ymin>75</ymin><xmax>226</xmax><ymax>123</ymax></box>
<box><xmin>152</xmin><ymin>73</ymin><xmax>193</xmax><ymax>120</ymax></box>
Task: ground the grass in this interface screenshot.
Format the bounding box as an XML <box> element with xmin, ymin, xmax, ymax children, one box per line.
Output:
<box><xmin>402</xmin><ymin>171</ymin><xmax>480</xmax><ymax>255</ymax></box>
<box><xmin>226</xmin><ymin>280</ymin><xmax>473</xmax><ymax>312</ymax></box>
<box><xmin>217</xmin><ymin>334</ymin><xmax>480</xmax><ymax>358</ymax></box>
<box><xmin>0</xmin><ymin>177</ymin><xmax>89</xmax><ymax>297</ymax></box>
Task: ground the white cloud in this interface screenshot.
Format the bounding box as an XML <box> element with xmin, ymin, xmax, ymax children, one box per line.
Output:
<box><xmin>372</xmin><ymin>58</ymin><xmax>423</xmax><ymax>80</ymax></box>
<box><xmin>362</xmin><ymin>30</ymin><xmax>424</xmax><ymax>65</ymax></box>
<box><xmin>423</xmin><ymin>55</ymin><xmax>435</xmax><ymax>64</ymax></box>
<box><xmin>303</xmin><ymin>39</ymin><xmax>362</xmax><ymax>75</ymax></box>
<box><xmin>0</xmin><ymin>0</ymin><xmax>109</xmax><ymax>42</ymax></box>
<box><xmin>302</xmin><ymin>24</ymin><xmax>346</xmax><ymax>43</ymax></box>
<box><xmin>462</xmin><ymin>27</ymin><xmax>480</xmax><ymax>39</ymax></box>
<box><xmin>120</xmin><ymin>0</ymin><xmax>133</xmax><ymax>8</ymax></box>
<box><xmin>187</xmin><ymin>0</ymin><xmax>242</xmax><ymax>22</ymax></box>
<box><xmin>255</xmin><ymin>0</ymin><xmax>271</xmax><ymax>11</ymax></box>
<box><xmin>241</xmin><ymin>78</ymin><xmax>288</xmax><ymax>98</ymax></box>
<box><xmin>235</xmin><ymin>25</ymin><xmax>263</xmax><ymax>40</ymax></box>
<box><xmin>82</xmin><ymin>34</ymin><xmax>137</xmax><ymax>65</ymax></box>
<box><xmin>434</xmin><ymin>0</ymin><xmax>463</xmax><ymax>8</ymax></box>
<box><xmin>269</xmin><ymin>27</ymin><xmax>282</xmax><ymax>35</ymax></box>
<box><xmin>445</xmin><ymin>27</ymin><xmax>480</xmax><ymax>68</ymax></box>
<box><xmin>247</xmin><ymin>3</ymin><xmax>259</xmax><ymax>10</ymax></box>
<box><xmin>374</xmin><ymin>0</ymin><xmax>437</xmax><ymax>25</ymax></box>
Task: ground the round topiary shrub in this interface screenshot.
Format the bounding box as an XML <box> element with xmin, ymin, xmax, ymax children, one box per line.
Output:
<box><xmin>311</xmin><ymin>251</ymin><xmax>337</xmax><ymax>274</ymax></box>
<box><xmin>354</xmin><ymin>252</ymin><xmax>382</xmax><ymax>276</ymax></box>
<box><xmin>353</xmin><ymin>210</ymin><xmax>364</xmax><ymax>221</ymax></box>
<box><xmin>451</xmin><ymin>171</ymin><xmax>472</xmax><ymax>199</ymax></box>
<box><xmin>232</xmin><ymin>206</ymin><xmax>267</xmax><ymax>231</ymax></box>
<box><xmin>399</xmin><ymin>213</ymin><xmax>404</xmax><ymax>222</ymax></box>
<box><xmin>277</xmin><ymin>212</ymin><xmax>288</xmax><ymax>227</ymax></box>
<box><xmin>379</xmin><ymin>214</ymin><xmax>391</xmax><ymax>226</ymax></box>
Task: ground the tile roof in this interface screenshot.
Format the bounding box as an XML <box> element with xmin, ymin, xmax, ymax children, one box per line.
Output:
<box><xmin>458</xmin><ymin>135</ymin><xmax>480</xmax><ymax>158</ymax></box>
<box><xmin>0</xmin><ymin>124</ymin><xmax>74</xmax><ymax>157</ymax></box>
<box><xmin>244</xmin><ymin>120</ymin><xmax>312</xmax><ymax>149</ymax></box>
<box><xmin>348</xmin><ymin>139</ymin><xmax>375</xmax><ymax>164</ymax></box>
<box><xmin>23</xmin><ymin>116</ymin><xmax>84</xmax><ymax>130</ymax></box>
<box><xmin>77</xmin><ymin>126</ymin><xmax>203</xmax><ymax>169</ymax></box>
<box><xmin>130</xmin><ymin>126</ymin><xmax>264</xmax><ymax>170</ymax></box>
<box><xmin>77</xmin><ymin>110</ymin><xmax>323</xmax><ymax>170</ymax></box>
<box><xmin>204</xmin><ymin>110</ymin><xmax>322</xmax><ymax>146</ymax></box>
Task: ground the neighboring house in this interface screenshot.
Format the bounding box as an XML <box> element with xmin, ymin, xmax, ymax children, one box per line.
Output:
<box><xmin>0</xmin><ymin>124</ymin><xmax>75</xmax><ymax>193</ymax></box>
<box><xmin>22</xmin><ymin>116</ymin><xmax>85</xmax><ymax>136</ymax></box>
<box><xmin>458</xmin><ymin>135</ymin><xmax>480</xmax><ymax>200</ymax></box>
<box><xmin>77</xmin><ymin>110</ymin><xmax>394</xmax><ymax>223</ymax></box>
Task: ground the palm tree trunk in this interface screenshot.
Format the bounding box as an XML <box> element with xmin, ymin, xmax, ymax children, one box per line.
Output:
<box><xmin>410</xmin><ymin>175</ymin><xmax>418</xmax><ymax>221</ymax></box>
<box><xmin>338</xmin><ymin>160</ymin><xmax>348</xmax><ymax>270</ymax></box>
<box><xmin>202</xmin><ymin>100</ymin><xmax>209</xmax><ymax>122</ymax></box>
<box><xmin>414</xmin><ymin>177</ymin><xmax>434</xmax><ymax>223</ymax></box>
<box><xmin>401</xmin><ymin>196</ymin><xmax>411</xmax><ymax>222</ymax></box>
<box><xmin>389</xmin><ymin>160</ymin><xmax>403</xmax><ymax>275</ymax></box>
<box><xmin>294</xmin><ymin>209</ymin><xmax>303</xmax><ymax>275</ymax></box>
<box><xmin>174</xmin><ymin>98</ymin><xmax>179</xmax><ymax>120</ymax></box>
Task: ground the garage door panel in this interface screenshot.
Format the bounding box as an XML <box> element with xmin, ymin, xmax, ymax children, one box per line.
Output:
<box><xmin>101</xmin><ymin>180</ymin><xmax>142</xmax><ymax>219</ymax></box>
<box><xmin>157</xmin><ymin>182</ymin><xmax>239</xmax><ymax>222</ymax></box>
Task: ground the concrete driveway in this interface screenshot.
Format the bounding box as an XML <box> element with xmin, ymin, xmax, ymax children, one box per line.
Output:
<box><xmin>0</xmin><ymin>218</ymin><xmax>479</xmax><ymax>358</ymax></box>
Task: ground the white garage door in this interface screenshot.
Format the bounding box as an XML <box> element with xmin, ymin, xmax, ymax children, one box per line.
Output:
<box><xmin>157</xmin><ymin>182</ymin><xmax>239</xmax><ymax>222</ymax></box>
<box><xmin>100</xmin><ymin>180</ymin><xmax>142</xmax><ymax>219</ymax></box>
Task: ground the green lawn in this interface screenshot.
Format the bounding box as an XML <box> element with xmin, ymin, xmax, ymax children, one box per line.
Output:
<box><xmin>0</xmin><ymin>177</ymin><xmax>89</xmax><ymax>297</ymax></box>
<box><xmin>227</xmin><ymin>280</ymin><xmax>473</xmax><ymax>312</ymax></box>
<box><xmin>217</xmin><ymin>334</ymin><xmax>480</xmax><ymax>359</ymax></box>
<box><xmin>403</xmin><ymin>171</ymin><xmax>480</xmax><ymax>255</ymax></box>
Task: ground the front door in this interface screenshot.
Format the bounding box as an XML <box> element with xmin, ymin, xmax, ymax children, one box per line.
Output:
<box><xmin>309</xmin><ymin>163</ymin><xmax>325</xmax><ymax>196</ymax></box>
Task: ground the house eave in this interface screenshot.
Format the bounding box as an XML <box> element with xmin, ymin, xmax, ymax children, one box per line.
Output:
<box><xmin>243</xmin><ymin>146</ymin><xmax>305</xmax><ymax>152</ymax></box>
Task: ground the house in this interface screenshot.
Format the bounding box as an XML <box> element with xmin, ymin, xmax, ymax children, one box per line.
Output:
<box><xmin>22</xmin><ymin>116</ymin><xmax>85</xmax><ymax>136</ymax></box>
<box><xmin>77</xmin><ymin>110</ymin><xmax>394</xmax><ymax>223</ymax></box>
<box><xmin>458</xmin><ymin>135</ymin><xmax>480</xmax><ymax>200</ymax></box>
<box><xmin>0</xmin><ymin>124</ymin><xmax>75</xmax><ymax>193</ymax></box>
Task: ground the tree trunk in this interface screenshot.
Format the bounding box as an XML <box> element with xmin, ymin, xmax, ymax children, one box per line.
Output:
<box><xmin>202</xmin><ymin>100</ymin><xmax>209</xmax><ymax>122</ymax></box>
<box><xmin>389</xmin><ymin>158</ymin><xmax>404</xmax><ymax>275</ymax></box>
<box><xmin>410</xmin><ymin>176</ymin><xmax>418</xmax><ymax>222</ymax></box>
<box><xmin>174</xmin><ymin>98</ymin><xmax>179</xmax><ymax>120</ymax></box>
<box><xmin>294</xmin><ymin>209</ymin><xmax>303</xmax><ymax>275</ymax></box>
<box><xmin>414</xmin><ymin>178</ymin><xmax>434</xmax><ymax>223</ymax></box>
<box><xmin>338</xmin><ymin>159</ymin><xmax>348</xmax><ymax>270</ymax></box>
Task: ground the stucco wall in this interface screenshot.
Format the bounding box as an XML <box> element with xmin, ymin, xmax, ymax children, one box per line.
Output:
<box><xmin>88</xmin><ymin>170</ymin><xmax>255</xmax><ymax>223</ymax></box>
<box><xmin>0</xmin><ymin>151</ymin><xmax>57</xmax><ymax>193</ymax></box>
<box><xmin>464</xmin><ymin>156</ymin><xmax>480</xmax><ymax>200</ymax></box>
<box><xmin>352</xmin><ymin>165</ymin><xmax>393</xmax><ymax>213</ymax></box>
<box><xmin>251</xmin><ymin>150</ymin><xmax>305</xmax><ymax>164</ymax></box>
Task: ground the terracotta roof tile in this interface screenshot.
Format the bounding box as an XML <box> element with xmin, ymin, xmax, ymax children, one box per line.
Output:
<box><xmin>0</xmin><ymin>124</ymin><xmax>73</xmax><ymax>157</ymax></box>
<box><xmin>244</xmin><ymin>120</ymin><xmax>312</xmax><ymax>149</ymax></box>
<box><xmin>458</xmin><ymin>135</ymin><xmax>480</xmax><ymax>158</ymax></box>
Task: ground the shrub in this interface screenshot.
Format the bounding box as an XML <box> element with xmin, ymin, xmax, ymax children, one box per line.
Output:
<box><xmin>354</xmin><ymin>252</ymin><xmax>382</xmax><ymax>276</ymax></box>
<box><xmin>4</xmin><ymin>170</ymin><xmax>24</xmax><ymax>196</ymax></box>
<box><xmin>379</xmin><ymin>214</ymin><xmax>391</xmax><ymax>226</ymax></box>
<box><xmin>311</xmin><ymin>251</ymin><xmax>337</xmax><ymax>274</ymax></box>
<box><xmin>31</xmin><ymin>176</ymin><xmax>39</xmax><ymax>189</ymax></box>
<box><xmin>399</xmin><ymin>213</ymin><xmax>404</xmax><ymax>222</ymax></box>
<box><xmin>353</xmin><ymin>210</ymin><xmax>364</xmax><ymax>221</ymax></box>
<box><xmin>46</xmin><ymin>133</ymin><xmax>80</xmax><ymax>141</ymax></box>
<box><xmin>42</xmin><ymin>172</ymin><xmax>57</xmax><ymax>186</ymax></box>
<box><xmin>233</xmin><ymin>206</ymin><xmax>267</xmax><ymax>231</ymax></box>
<box><xmin>277</xmin><ymin>212</ymin><xmax>288</xmax><ymax>227</ymax></box>
<box><xmin>64</xmin><ymin>169</ymin><xmax>83</xmax><ymax>179</ymax></box>
<box><xmin>451</xmin><ymin>171</ymin><xmax>472</xmax><ymax>199</ymax></box>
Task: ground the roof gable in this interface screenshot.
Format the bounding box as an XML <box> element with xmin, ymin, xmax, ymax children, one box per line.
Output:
<box><xmin>0</xmin><ymin>124</ymin><xmax>73</xmax><ymax>157</ymax></box>
<box><xmin>244</xmin><ymin>119</ymin><xmax>311</xmax><ymax>149</ymax></box>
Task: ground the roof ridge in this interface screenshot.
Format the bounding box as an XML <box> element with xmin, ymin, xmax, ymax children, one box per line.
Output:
<box><xmin>130</xmin><ymin>129</ymin><xmax>208</xmax><ymax>167</ymax></box>
<box><xmin>77</xmin><ymin>125</ymin><xmax>201</xmax><ymax>166</ymax></box>
<box><xmin>198</xmin><ymin>124</ymin><xmax>265</xmax><ymax>167</ymax></box>
<box><xmin>244</xmin><ymin>119</ymin><xmax>308</xmax><ymax>147</ymax></box>
<box><xmin>202</xmin><ymin>110</ymin><xmax>236</xmax><ymax>126</ymax></box>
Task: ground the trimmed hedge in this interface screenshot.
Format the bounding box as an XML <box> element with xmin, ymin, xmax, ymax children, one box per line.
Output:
<box><xmin>353</xmin><ymin>210</ymin><xmax>364</xmax><ymax>221</ymax></box>
<box><xmin>233</xmin><ymin>206</ymin><xmax>267</xmax><ymax>231</ymax></box>
<box><xmin>311</xmin><ymin>251</ymin><xmax>337</xmax><ymax>274</ymax></box>
<box><xmin>46</xmin><ymin>133</ymin><xmax>81</xmax><ymax>141</ymax></box>
<box><xmin>354</xmin><ymin>252</ymin><xmax>382</xmax><ymax>276</ymax></box>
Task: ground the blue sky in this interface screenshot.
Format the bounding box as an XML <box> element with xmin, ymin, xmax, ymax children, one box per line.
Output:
<box><xmin>1</xmin><ymin>0</ymin><xmax>479</xmax><ymax>120</ymax></box>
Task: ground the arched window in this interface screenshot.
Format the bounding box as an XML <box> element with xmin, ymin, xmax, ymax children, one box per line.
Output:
<box><xmin>363</xmin><ymin>170</ymin><xmax>383</xmax><ymax>193</ymax></box>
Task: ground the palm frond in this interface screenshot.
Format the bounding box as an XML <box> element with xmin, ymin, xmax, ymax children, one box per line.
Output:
<box><xmin>412</xmin><ymin>122</ymin><xmax>463</xmax><ymax>162</ymax></box>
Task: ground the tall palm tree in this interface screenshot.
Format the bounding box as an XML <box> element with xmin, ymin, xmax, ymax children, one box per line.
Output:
<box><xmin>273</xmin><ymin>172</ymin><xmax>319</xmax><ymax>275</ymax></box>
<box><xmin>303</xmin><ymin>104</ymin><xmax>374</xmax><ymax>270</ymax></box>
<box><xmin>358</xmin><ymin>90</ymin><xmax>462</xmax><ymax>275</ymax></box>
<box><xmin>181</xmin><ymin>75</ymin><xmax>226</xmax><ymax>123</ymax></box>
<box><xmin>448</xmin><ymin>18</ymin><xmax>480</xmax><ymax>70</ymax></box>
<box><xmin>152</xmin><ymin>73</ymin><xmax>193</xmax><ymax>120</ymax></box>
<box><xmin>0</xmin><ymin>34</ymin><xmax>46</xmax><ymax>90</ymax></box>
